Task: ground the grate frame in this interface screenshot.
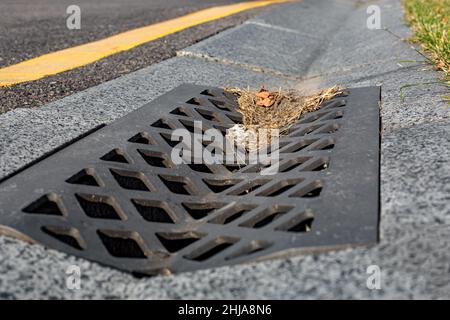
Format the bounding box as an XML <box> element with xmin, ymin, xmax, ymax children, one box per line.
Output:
<box><xmin>0</xmin><ymin>84</ymin><xmax>380</xmax><ymax>275</ymax></box>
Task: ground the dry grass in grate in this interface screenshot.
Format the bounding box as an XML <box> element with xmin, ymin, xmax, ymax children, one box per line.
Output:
<box><xmin>225</xmin><ymin>86</ymin><xmax>344</xmax><ymax>150</ymax></box>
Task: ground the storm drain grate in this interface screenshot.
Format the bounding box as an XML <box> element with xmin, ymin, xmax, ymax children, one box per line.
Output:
<box><xmin>0</xmin><ymin>84</ymin><xmax>380</xmax><ymax>275</ymax></box>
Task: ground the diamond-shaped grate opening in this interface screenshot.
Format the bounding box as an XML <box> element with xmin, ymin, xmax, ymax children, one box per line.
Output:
<box><xmin>75</xmin><ymin>194</ymin><xmax>124</xmax><ymax>220</ymax></box>
<box><xmin>66</xmin><ymin>168</ymin><xmax>101</xmax><ymax>186</ymax></box>
<box><xmin>131</xmin><ymin>199</ymin><xmax>176</xmax><ymax>223</ymax></box>
<box><xmin>97</xmin><ymin>230</ymin><xmax>148</xmax><ymax>258</ymax></box>
<box><xmin>23</xmin><ymin>193</ymin><xmax>65</xmax><ymax>216</ymax></box>
<box><xmin>42</xmin><ymin>226</ymin><xmax>85</xmax><ymax>250</ymax></box>
<box><xmin>0</xmin><ymin>84</ymin><xmax>380</xmax><ymax>275</ymax></box>
<box><xmin>156</xmin><ymin>231</ymin><xmax>204</xmax><ymax>253</ymax></box>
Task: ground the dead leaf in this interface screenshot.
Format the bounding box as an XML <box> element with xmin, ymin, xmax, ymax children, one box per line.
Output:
<box><xmin>256</xmin><ymin>97</ymin><xmax>275</xmax><ymax>107</ymax></box>
<box><xmin>435</xmin><ymin>60</ymin><xmax>445</xmax><ymax>71</ymax></box>
<box><xmin>256</xmin><ymin>91</ymin><xmax>270</xmax><ymax>99</ymax></box>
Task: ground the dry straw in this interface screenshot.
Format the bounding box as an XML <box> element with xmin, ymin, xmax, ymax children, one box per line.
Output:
<box><xmin>225</xmin><ymin>85</ymin><xmax>344</xmax><ymax>150</ymax></box>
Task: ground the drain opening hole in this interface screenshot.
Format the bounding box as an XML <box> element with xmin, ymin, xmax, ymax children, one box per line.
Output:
<box><xmin>156</xmin><ymin>232</ymin><xmax>203</xmax><ymax>253</ymax></box>
<box><xmin>280</xmin><ymin>158</ymin><xmax>310</xmax><ymax>173</ymax></box>
<box><xmin>312</xmin><ymin>162</ymin><xmax>329</xmax><ymax>171</ymax></box>
<box><xmin>242</xmin><ymin>163</ymin><xmax>271</xmax><ymax>173</ymax></box>
<box><xmin>128</xmin><ymin>132</ymin><xmax>153</xmax><ymax>145</ymax></box>
<box><xmin>203</xmin><ymin>179</ymin><xmax>240</xmax><ymax>193</ymax></box>
<box><xmin>196</xmin><ymin>108</ymin><xmax>218</xmax><ymax>121</ymax></box>
<box><xmin>267</xmin><ymin>185</ymin><xmax>294</xmax><ymax>197</ymax></box>
<box><xmin>225</xmin><ymin>241</ymin><xmax>271</xmax><ymax>260</ymax></box>
<box><xmin>170</xmin><ymin>107</ymin><xmax>189</xmax><ymax>116</ymax></box>
<box><xmin>302</xmin><ymin>158</ymin><xmax>329</xmax><ymax>172</ymax></box>
<box><xmin>297</xmin><ymin>114</ymin><xmax>321</xmax><ymax>124</ymax></box>
<box><xmin>281</xmin><ymin>162</ymin><xmax>302</xmax><ymax>172</ymax></box>
<box><xmin>253</xmin><ymin>212</ymin><xmax>285</xmax><ymax>228</ymax></box>
<box><xmin>188</xmin><ymin>163</ymin><xmax>213</xmax><ymax>174</ymax></box>
<box><xmin>321</xmin><ymin>144</ymin><xmax>335</xmax><ymax>150</ymax></box>
<box><xmin>304</xmin><ymin>187</ymin><xmax>322</xmax><ymax>197</ymax></box>
<box><xmin>200</xmin><ymin>89</ymin><xmax>215</xmax><ymax>97</ymax></box>
<box><xmin>42</xmin><ymin>226</ymin><xmax>84</xmax><ymax>250</ymax></box>
<box><xmin>240</xmin><ymin>207</ymin><xmax>291</xmax><ymax>229</ymax></box>
<box><xmin>66</xmin><ymin>169</ymin><xmax>100</xmax><ymax>186</ymax></box>
<box><xmin>334</xmin><ymin>111</ymin><xmax>344</xmax><ymax>119</ymax></box>
<box><xmin>288</xmin><ymin>218</ymin><xmax>314</xmax><ymax>232</ymax></box>
<box><xmin>97</xmin><ymin>230</ymin><xmax>147</xmax><ymax>258</ymax></box>
<box><xmin>237</xmin><ymin>185</ymin><xmax>263</xmax><ymax>196</ymax></box>
<box><xmin>289</xmin><ymin>144</ymin><xmax>309</xmax><ymax>153</ymax></box>
<box><xmin>138</xmin><ymin>149</ymin><xmax>171</xmax><ymax>168</ymax></box>
<box><xmin>209</xmin><ymin>99</ymin><xmax>231</xmax><ymax>111</ymax></box>
<box><xmin>23</xmin><ymin>194</ymin><xmax>64</xmax><ymax>216</ymax></box>
<box><xmin>258</xmin><ymin>180</ymin><xmax>302</xmax><ymax>197</ymax></box>
<box><xmin>305</xmin><ymin>126</ymin><xmax>318</xmax><ymax>135</ymax></box>
<box><xmin>213</xmin><ymin>125</ymin><xmax>230</xmax><ymax>136</ymax></box>
<box><xmin>225</xmin><ymin>113</ymin><xmax>242</xmax><ymax>123</ymax></box>
<box><xmin>160</xmin><ymin>133</ymin><xmax>181</xmax><ymax>148</ymax></box>
<box><xmin>223</xmin><ymin>210</ymin><xmax>247</xmax><ymax>224</ymax></box>
<box><xmin>289</xmin><ymin>124</ymin><xmax>320</xmax><ymax>137</ymax></box>
<box><xmin>186</xmin><ymin>238</ymin><xmax>237</xmax><ymax>262</ymax></box>
<box><xmin>186</xmin><ymin>98</ymin><xmax>201</xmax><ymax>105</ymax></box>
<box><xmin>182</xmin><ymin>203</ymin><xmax>224</xmax><ymax>220</ymax></box>
<box><xmin>209</xmin><ymin>207</ymin><xmax>254</xmax><ymax>225</ymax></box>
<box><xmin>192</xmin><ymin>243</ymin><xmax>233</xmax><ymax>261</ymax></box>
<box><xmin>100</xmin><ymin>149</ymin><xmax>129</xmax><ymax>164</ymax></box>
<box><xmin>75</xmin><ymin>194</ymin><xmax>123</xmax><ymax>220</ymax></box>
<box><xmin>282</xmin><ymin>139</ymin><xmax>317</xmax><ymax>153</ymax></box>
<box><xmin>228</xmin><ymin>180</ymin><xmax>268</xmax><ymax>196</ymax></box>
<box><xmin>324</xmin><ymin>99</ymin><xmax>347</xmax><ymax>108</ymax></box>
<box><xmin>159</xmin><ymin>176</ymin><xmax>193</xmax><ymax>195</ymax></box>
<box><xmin>290</xmin><ymin>181</ymin><xmax>323</xmax><ymax>198</ymax></box>
<box><xmin>179</xmin><ymin>120</ymin><xmax>197</xmax><ymax>133</ymax></box>
<box><xmin>276</xmin><ymin>212</ymin><xmax>315</xmax><ymax>233</ymax></box>
<box><xmin>312</xmin><ymin>138</ymin><xmax>336</xmax><ymax>151</ymax></box>
<box><xmin>131</xmin><ymin>199</ymin><xmax>175</xmax><ymax>223</ymax></box>
<box><xmin>224</xmin><ymin>163</ymin><xmax>246</xmax><ymax>173</ymax></box>
<box><xmin>316</xmin><ymin>123</ymin><xmax>340</xmax><ymax>134</ymax></box>
<box><xmin>151</xmin><ymin>119</ymin><xmax>172</xmax><ymax>129</ymax></box>
<box><xmin>110</xmin><ymin>169</ymin><xmax>150</xmax><ymax>191</ymax></box>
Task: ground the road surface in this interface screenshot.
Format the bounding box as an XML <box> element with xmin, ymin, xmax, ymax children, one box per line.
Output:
<box><xmin>0</xmin><ymin>0</ymin><xmax>273</xmax><ymax>113</ymax></box>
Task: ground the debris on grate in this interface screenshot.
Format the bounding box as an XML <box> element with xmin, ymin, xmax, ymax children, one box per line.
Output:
<box><xmin>225</xmin><ymin>86</ymin><xmax>344</xmax><ymax>150</ymax></box>
<box><xmin>0</xmin><ymin>84</ymin><xmax>380</xmax><ymax>276</ymax></box>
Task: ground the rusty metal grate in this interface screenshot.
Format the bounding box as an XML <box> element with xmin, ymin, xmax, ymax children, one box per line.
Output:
<box><xmin>0</xmin><ymin>84</ymin><xmax>380</xmax><ymax>275</ymax></box>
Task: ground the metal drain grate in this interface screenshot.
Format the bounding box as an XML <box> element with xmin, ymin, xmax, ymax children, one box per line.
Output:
<box><xmin>0</xmin><ymin>84</ymin><xmax>380</xmax><ymax>275</ymax></box>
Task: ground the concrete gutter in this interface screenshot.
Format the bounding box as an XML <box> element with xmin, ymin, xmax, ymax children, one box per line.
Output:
<box><xmin>0</xmin><ymin>0</ymin><xmax>449</xmax><ymax>299</ymax></box>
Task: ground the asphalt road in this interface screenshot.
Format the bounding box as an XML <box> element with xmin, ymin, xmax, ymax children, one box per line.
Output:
<box><xmin>0</xmin><ymin>0</ymin><xmax>248</xmax><ymax>67</ymax></box>
<box><xmin>0</xmin><ymin>0</ymin><xmax>270</xmax><ymax>113</ymax></box>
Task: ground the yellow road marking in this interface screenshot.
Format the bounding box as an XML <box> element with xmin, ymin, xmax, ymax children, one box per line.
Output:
<box><xmin>0</xmin><ymin>0</ymin><xmax>290</xmax><ymax>87</ymax></box>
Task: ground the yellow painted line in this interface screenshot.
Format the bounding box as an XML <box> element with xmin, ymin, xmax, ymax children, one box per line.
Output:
<box><xmin>0</xmin><ymin>0</ymin><xmax>290</xmax><ymax>87</ymax></box>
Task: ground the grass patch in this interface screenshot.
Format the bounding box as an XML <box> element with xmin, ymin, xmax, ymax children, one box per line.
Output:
<box><xmin>403</xmin><ymin>0</ymin><xmax>449</xmax><ymax>100</ymax></box>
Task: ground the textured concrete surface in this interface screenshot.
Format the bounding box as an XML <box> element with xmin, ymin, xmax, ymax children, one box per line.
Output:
<box><xmin>1</xmin><ymin>0</ymin><xmax>449</xmax><ymax>299</ymax></box>
<box><xmin>247</xmin><ymin>0</ymin><xmax>350</xmax><ymax>39</ymax></box>
<box><xmin>179</xmin><ymin>22</ymin><xmax>320</xmax><ymax>76</ymax></box>
<box><xmin>1</xmin><ymin>222</ymin><xmax>449</xmax><ymax>299</ymax></box>
<box><xmin>382</xmin><ymin>122</ymin><xmax>450</xmax><ymax>226</ymax></box>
